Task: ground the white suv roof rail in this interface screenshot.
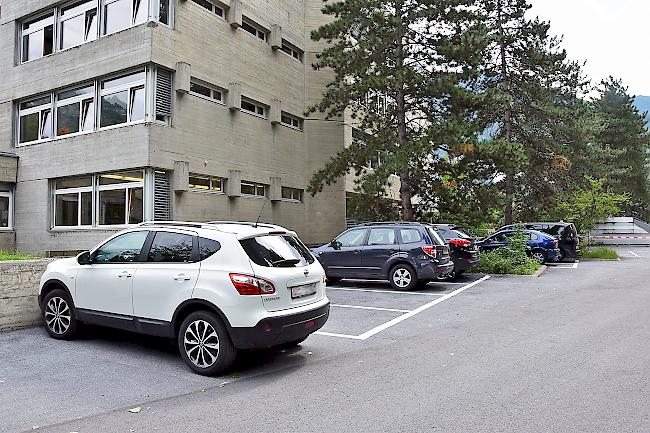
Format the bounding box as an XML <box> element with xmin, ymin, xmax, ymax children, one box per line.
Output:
<box><xmin>138</xmin><ymin>221</ymin><xmax>206</xmax><ymax>229</ymax></box>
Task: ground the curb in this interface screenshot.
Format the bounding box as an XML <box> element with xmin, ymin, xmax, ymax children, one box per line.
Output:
<box><xmin>532</xmin><ymin>265</ymin><xmax>548</xmax><ymax>277</ymax></box>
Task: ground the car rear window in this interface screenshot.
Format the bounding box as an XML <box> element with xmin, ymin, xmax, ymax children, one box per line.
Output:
<box><xmin>426</xmin><ymin>228</ymin><xmax>445</xmax><ymax>246</ymax></box>
<box><xmin>240</xmin><ymin>235</ymin><xmax>315</xmax><ymax>267</ymax></box>
<box><xmin>451</xmin><ymin>228</ymin><xmax>472</xmax><ymax>239</ymax></box>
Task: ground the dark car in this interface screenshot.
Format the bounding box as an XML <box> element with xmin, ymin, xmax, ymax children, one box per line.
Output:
<box><xmin>477</xmin><ymin>229</ymin><xmax>561</xmax><ymax>264</ymax></box>
<box><xmin>427</xmin><ymin>224</ymin><xmax>480</xmax><ymax>279</ymax></box>
<box><xmin>500</xmin><ymin>222</ymin><xmax>580</xmax><ymax>261</ymax></box>
<box><xmin>312</xmin><ymin>222</ymin><xmax>454</xmax><ymax>291</ymax></box>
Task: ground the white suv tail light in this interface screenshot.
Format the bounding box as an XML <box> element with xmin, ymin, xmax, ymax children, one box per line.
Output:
<box><xmin>229</xmin><ymin>274</ymin><xmax>276</xmax><ymax>295</ymax></box>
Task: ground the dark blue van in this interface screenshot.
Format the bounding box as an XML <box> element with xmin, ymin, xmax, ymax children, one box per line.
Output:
<box><xmin>312</xmin><ymin>222</ymin><xmax>453</xmax><ymax>291</ymax></box>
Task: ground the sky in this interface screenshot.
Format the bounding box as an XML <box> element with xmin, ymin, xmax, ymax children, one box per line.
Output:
<box><xmin>528</xmin><ymin>0</ymin><xmax>650</xmax><ymax>96</ymax></box>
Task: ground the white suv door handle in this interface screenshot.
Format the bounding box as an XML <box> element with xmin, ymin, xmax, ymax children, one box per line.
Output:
<box><xmin>118</xmin><ymin>271</ymin><xmax>133</xmax><ymax>278</ymax></box>
<box><xmin>174</xmin><ymin>274</ymin><xmax>192</xmax><ymax>281</ymax></box>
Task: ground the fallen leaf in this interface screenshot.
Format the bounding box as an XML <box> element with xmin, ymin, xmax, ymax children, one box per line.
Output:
<box><xmin>31</xmin><ymin>426</ymin><xmax>39</xmax><ymax>430</ymax></box>
<box><xmin>128</xmin><ymin>407</ymin><xmax>142</xmax><ymax>414</ymax></box>
<box><xmin>307</xmin><ymin>351</ymin><xmax>313</xmax><ymax>355</ymax></box>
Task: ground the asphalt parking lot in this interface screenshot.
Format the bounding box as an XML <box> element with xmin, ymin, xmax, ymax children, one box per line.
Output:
<box><xmin>2</xmin><ymin>248</ymin><xmax>649</xmax><ymax>433</ymax></box>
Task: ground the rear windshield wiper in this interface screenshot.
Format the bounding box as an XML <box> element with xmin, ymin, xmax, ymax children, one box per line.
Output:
<box><xmin>271</xmin><ymin>258</ymin><xmax>301</xmax><ymax>267</ymax></box>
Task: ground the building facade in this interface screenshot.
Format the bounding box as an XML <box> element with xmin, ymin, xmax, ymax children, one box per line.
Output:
<box><xmin>0</xmin><ymin>0</ymin><xmax>351</xmax><ymax>254</ymax></box>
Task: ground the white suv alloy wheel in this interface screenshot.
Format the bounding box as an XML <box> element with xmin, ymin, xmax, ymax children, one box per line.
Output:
<box><xmin>184</xmin><ymin>319</ymin><xmax>220</xmax><ymax>368</ymax></box>
<box><xmin>44</xmin><ymin>297</ymin><xmax>71</xmax><ymax>335</ymax></box>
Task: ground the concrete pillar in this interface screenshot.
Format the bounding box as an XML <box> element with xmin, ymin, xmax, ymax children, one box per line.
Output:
<box><xmin>174</xmin><ymin>62</ymin><xmax>191</xmax><ymax>94</ymax></box>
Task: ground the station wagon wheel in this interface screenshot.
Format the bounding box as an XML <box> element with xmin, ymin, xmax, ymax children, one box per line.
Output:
<box><xmin>531</xmin><ymin>250</ymin><xmax>547</xmax><ymax>265</ymax></box>
<box><xmin>42</xmin><ymin>288</ymin><xmax>78</xmax><ymax>340</ymax></box>
<box><xmin>178</xmin><ymin>311</ymin><xmax>237</xmax><ymax>376</ymax></box>
<box><xmin>389</xmin><ymin>264</ymin><xmax>417</xmax><ymax>291</ymax></box>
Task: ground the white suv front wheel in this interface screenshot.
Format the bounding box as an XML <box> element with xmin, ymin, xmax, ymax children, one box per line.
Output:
<box><xmin>178</xmin><ymin>311</ymin><xmax>237</xmax><ymax>376</ymax></box>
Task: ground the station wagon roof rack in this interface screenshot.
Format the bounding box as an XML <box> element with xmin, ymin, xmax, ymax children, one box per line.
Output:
<box><xmin>138</xmin><ymin>221</ymin><xmax>205</xmax><ymax>229</ymax></box>
<box><xmin>357</xmin><ymin>221</ymin><xmax>422</xmax><ymax>227</ymax></box>
<box><xmin>207</xmin><ymin>221</ymin><xmax>280</xmax><ymax>229</ymax></box>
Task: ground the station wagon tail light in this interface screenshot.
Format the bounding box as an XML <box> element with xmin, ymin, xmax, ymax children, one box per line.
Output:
<box><xmin>421</xmin><ymin>246</ymin><xmax>437</xmax><ymax>258</ymax></box>
<box><xmin>552</xmin><ymin>239</ymin><xmax>558</xmax><ymax>246</ymax></box>
<box><xmin>449</xmin><ymin>239</ymin><xmax>472</xmax><ymax>248</ymax></box>
<box><xmin>229</xmin><ymin>274</ymin><xmax>275</xmax><ymax>295</ymax></box>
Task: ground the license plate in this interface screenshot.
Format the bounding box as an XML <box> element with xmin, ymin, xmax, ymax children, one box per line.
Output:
<box><xmin>291</xmin><ymin>283</ymin><xmax>317</xmax><ymax>299</ymax></box>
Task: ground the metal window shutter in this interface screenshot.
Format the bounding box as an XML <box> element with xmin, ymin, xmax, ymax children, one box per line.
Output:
<box><xmin>156</xmin><ymin>69</ymin><xmax>172</xmax><ymax>117</ymax></box>
<box><xmin>154</xmin><ymin>171</ymin><xmax>171</xmax><ymax>221</ymax></box>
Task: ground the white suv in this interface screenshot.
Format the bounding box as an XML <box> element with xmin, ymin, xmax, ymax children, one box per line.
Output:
<box><xmin>38</xmin><ymin>221</ymin><xmax>330</xmax><ymax>375</ymax></box>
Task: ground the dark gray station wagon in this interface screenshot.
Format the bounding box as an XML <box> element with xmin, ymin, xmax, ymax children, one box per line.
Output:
<box><xmin>312</xmin><ymin>222</ymin><xmax>453</xmax><ymax>291</ymax></box>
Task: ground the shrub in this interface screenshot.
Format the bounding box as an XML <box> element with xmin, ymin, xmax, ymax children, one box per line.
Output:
<box><xmin>0</xmin><ymin>251</ymin><xmax>39</xmax><ymax>261</ymax></box>
<box><xmin>581</xmin><ymin>247</ymin><xmax>619</xmax><ymax>260</ymax></box>
<box><xmin>470</xmin><ymin>229</ymin><xmax>541</xmax><ymax>275</ymax></box>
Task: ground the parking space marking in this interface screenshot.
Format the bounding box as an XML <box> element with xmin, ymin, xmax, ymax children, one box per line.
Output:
<box><xmin>553</xmin><ymin>260</ymin><xmax>580</xmax><ymax>269</ymax></box>
<box><xmin>628</xmin><ymin>250</ymin><xmax>641</xmax><ymax>257</ymax></box>
<box><xmin>316</xmin><ymin>275</ymin><xmax>490</xmax><ymax>341</ymax></box>
<box><xmin>328</xmin><ymin>287</ymin><xmax>446</xmax><ymax>296</ymax></box>
<box><xmin>331</xmin><ymin>304</ymin><xmax>412</xmax><ymax>313</ymax></box>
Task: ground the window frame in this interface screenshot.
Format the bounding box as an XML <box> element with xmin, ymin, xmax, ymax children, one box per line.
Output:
<box><xmin>51</xmin><ymin>170</ymin><xmax>146</xmax><ymax>229</ymax></box>
<box><xmin>240</xmin><ymin>181</ymin><xmax>267</xmax><ymax>198</ymax></box>
<box><xmin>241</xmin><ymin>18</ymin><xmax>267</xmax><ymax>41</ymax></box>
<box><xmin>17</xmin><ymin>95</ymin><xmax>54</xmax><ymax>145</ymax></box>
<box><xmin>240</xmin><ymin>97</ymin><xmax>267</xmax><ymax>119</ymax></box>
<box><xmin>281</xmin><ymin>187</ymin><xmax>303</xmax><ymax>202</ymax></box>
<box><xmin>280</xmin><ymin>40</ymin><xmax>303</xmax><ymax>62</ymax></box>
<box><xmin>189</xmin><ymin>80</ymin><xmax>224</xmax><ymax>105</ymax></box>
<box><xmin>188</xmin><ymin>174</ymin><xmax>225</xmax><ymax>193</ymax></box>
<box><xmin>20</xmin><ymin>13</ymin><xmax>55</xmax><ymax>63</ymax></box>
<box><xmin>58</xmin><ymin>0</ymin><xmax>99</xmax><ymax>52</ymax></box>
<box><xmin>99</xmin><ymin>69</ymin><xmax>147</xmax><ymax>129</ymax></box>
<box><xmin>190</xmin><ymin>0</ymin><xmax>225</xmax><ymax>19</ymax></box>
<box><xmin>280</xmin><ymin>112</ymin><xmax>303</xmax><ymax>131</ymax></box>
<box><xmin>0</xmin><ymin>190</ymin><xmax>14</xmax><ymax>231</ymax></box>
<box><xmin>55</xmin><ymin>83</ymin><xmax>96</xmax><ymax>137</ymax></box>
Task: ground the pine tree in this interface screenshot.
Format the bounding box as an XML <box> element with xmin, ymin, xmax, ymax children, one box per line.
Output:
<box><xmin>593</xmin><ymin>78</ymin><xmax>650</xmax><ymax>219</ymax></box>
<box><xmin>307</xmin><ymin>0</ymin><xmax>484</xmax><ymax>221</ymax></box>
<box><xmin>475</xmin><ymin>0</ymin><xmax>587</xmax><ymax>224</ymax></box>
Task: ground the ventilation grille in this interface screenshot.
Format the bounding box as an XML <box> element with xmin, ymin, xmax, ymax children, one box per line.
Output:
<box><xmin>154</xmin><ymin>171</ymin><xmax>171</xmax><ymax>221</ymax></box>
<box><xmin>156</xmin><ymin>69</ymin><xmax>172</xmax><ymax>118</ymax></box>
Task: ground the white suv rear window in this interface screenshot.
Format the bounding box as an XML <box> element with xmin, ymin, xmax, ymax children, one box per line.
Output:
<box><xmin>240</xmin><ymin>235</ymin><xmax>315</xmax><ymax>267</ymax></box>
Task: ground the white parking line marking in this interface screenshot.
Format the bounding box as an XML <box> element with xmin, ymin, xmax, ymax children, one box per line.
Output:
<box><xmin>628</xmin><ymin>250</ymin><xmax>641</xmax><ymax>257</ymax></box>
<box><xmin>553</xmin><ymin>260</ymin><xmax>580</xmax><ymax>269</ymax></box>
<box><xmin>331</xmin><ymin>304</ymin><xmax>411</xmax><ymax>313</ymax></box>
<box><xmin>356</xmin><ymin>275</ymin><xmax>491</xmax><ymax>340</ymax></box>
<box><xmin>328</xmin><ymin>287</ymin><xmax>446</xmax><ymax>296</ymax></box>
<box><xmin>316</xmin><ymin>275</ymin><xmax>491</xmax><ymax>341</ymax></box>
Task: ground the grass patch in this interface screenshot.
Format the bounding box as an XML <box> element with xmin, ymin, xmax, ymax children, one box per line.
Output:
<box><xmin>581</xmin><ymin>247</ymin><xmax>619</xmax><ymax>260</ymax></box>
<box><xmin>471</xmin><ymin>249</ymin><xmax>541</xmax><ymax>275</ymax></box>
<box><xmin>0</xmin><ymin>251</ymin><xmax>40</xmax><ymax>261</ymax></box>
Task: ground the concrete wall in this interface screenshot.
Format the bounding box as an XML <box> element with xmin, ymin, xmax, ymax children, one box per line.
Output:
<box><xmin>0</xmin><ymin>259</ymin><xmax>51</xmax><ymax>331</ymax></box>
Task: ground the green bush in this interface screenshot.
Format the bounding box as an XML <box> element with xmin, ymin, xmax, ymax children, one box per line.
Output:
<box><xmin>581</xmin><ymin>247</ymin><xmax>619</xmax><ymax>260</ymax></box>
<box><xmin>0</xmin><ymin>251</ymin><xmax>39</xmax><ymax>261</ymax></box>
<box><xmin>470</xmin><ymin>229</ymin><xmax>541</xmax><ymax>275</ymax></box>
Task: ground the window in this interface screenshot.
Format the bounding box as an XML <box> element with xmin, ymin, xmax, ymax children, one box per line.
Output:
<box><xmin>189</xmin><ymin>175</ymin><xmax>224</xmax><ymax>192</ymax></box>
<box><xmin>103</xmin><ymin>0</ymin><xmax>147</xmax><ymax>35</ymax></box>
<box><xmin>53</xmin><ymin>171</ymin><xmax>145</xmax><ymax>228</ymax></box>
<box><xmin>198</xmin><ymin>237</ymin><xmax>221</xmax><ymax>261</ymax></box>
<box><xmin>241</xmin><ymin>98</ymin><xmax>266</xmax><ymax>118</ymax></box>
<box><xmin>240</xmin><ymin>235</ymin><xmax>315</xmax><ymax>267</ymax></box>
<box><xmin>100</xmin><ymin>70</ymin><xmax>146</xmax><ymax>127</ymax></box>
<box><xmin>241</xmin><ymin>181</ymin><xmax>267</xmax><ymax>197</ymax></box>
<box><xmin>280</xmin><ymin>112</ymin><xmax>302</xmax><ymax>130</ymax></box>
<box><xmin>191</xmin><ymin>0</ymin><xmax>224</xmax><ymax>18</ymax></box>
<box><xmin>148</xmin><ymin>231</ymin><xmax>194</xmax><ymax>262</ymax></box>
<box><xmin>0</xmin><ymin>188</ymin><xmax>13</xmax><ymax>230</ymax></box>
<box><xmin>21</xmin><ymin>14</ymin><xmax>54</xmax><ymax>62</ymax></box>
<box><xmin>18</xmin><ymin>95</ymin><xmax>53</xmax><ymax>144</ymax></box>
<box><xmin>280</xmin><ymin>41</ymin><xmax>303</xmax><ymax>62</ymax></box>
<box><xmin>335</xmin><ymin>229</ymin><xmax>367</xmax><ymax>248</ymax></box>
<box><xmin>56</xmin><ymin>84</ymin><xmax>95</xmax><ymax>136</ymax></box>
<box><xmin>54</xmin><ymin>176</ymin><xmax>94</xmax><ymax>227</ymax></box>
<box><xmin>241</xmin><ymin>19</ymin><xmax>266</xmax><ymax>41</ymax></box>
<box><xmin>281</xmin><ymin>187</ymin><xmax>303</xmax><ymax>202</ymax></box>
<box><xmin>399</xmin><ymin>228</ymin><xmax>422</xmax><ymax>244</ymax></box>
<box><xmin>93</xmin><ymin>230</ymin><xmax>149</xmax><ymax>263</ymax></box>
<box><xmin>59</xmin><ymin>1</ymin><xmax>98</xmax><ymax>50</ymax></box>
<box><xmin>17</xmin><ymin>67</ymin><xmax>159</xmax><ymax>145</ymax></box>
<box><xmin>190</xmin><ymin>81</ymin><xmax>223</xmax><ymax>103</ymax></box>
<box><xmin>98</xmin><ymin>171</ymin><xmax>144</xmax><ymax>225</ymax></box>
<box><xmin>368</xmin><ymin>228</ymin><xmax>396</xmax><ymax>246</ymax></box>
<box><xmin>158</xmin><ymin>0</ymin><xmax>171</xmax><ymax>26</ymax></box>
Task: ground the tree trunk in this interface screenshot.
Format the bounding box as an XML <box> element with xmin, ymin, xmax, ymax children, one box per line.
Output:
<box><xmin>395</xmin><ymin>0</ymin><xmax>414</xmax><ymax>221</ymax></box>
<box><xmin>498</xmin><ymin>2</ymin><xmax>514</xmax><ymax>225</ymax></box>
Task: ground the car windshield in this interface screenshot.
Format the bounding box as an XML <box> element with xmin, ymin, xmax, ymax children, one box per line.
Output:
<box><xmin>240</xmin><ymin>235</ymin><xmax>315</xmax><ymax>267</ymax></box>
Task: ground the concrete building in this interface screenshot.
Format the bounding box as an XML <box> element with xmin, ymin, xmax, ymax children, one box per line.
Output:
<box><xmin>0</xmin><ymin>0</ymin><xmax>354</xmax><ymax>254</ymax></box>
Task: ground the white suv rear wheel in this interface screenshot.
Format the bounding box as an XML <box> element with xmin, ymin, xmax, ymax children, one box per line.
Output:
<box><xmin>178</xmin><ymin>311</ymin><xmax>237</xmax><ymax>376</ymax></box>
